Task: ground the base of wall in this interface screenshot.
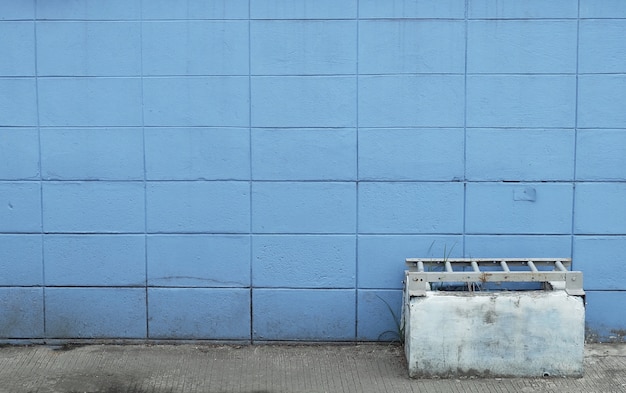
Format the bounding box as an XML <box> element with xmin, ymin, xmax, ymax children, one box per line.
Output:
<box><xmin>403</xmin><ymin>290</ymin><xmax>585</xmax><ymax>378</ymax></box>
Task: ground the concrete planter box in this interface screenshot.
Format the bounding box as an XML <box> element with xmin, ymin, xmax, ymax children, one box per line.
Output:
<box><xmin>402</xmin><ymin>259</ymin><xmax>585</xmax><ymax>378</ymax></box>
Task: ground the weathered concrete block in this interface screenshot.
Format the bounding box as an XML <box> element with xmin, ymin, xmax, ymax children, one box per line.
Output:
<box><xmin>403</xmin><ymin>290</ymin><xmax>585</xmax><ymax>378</ymax></box>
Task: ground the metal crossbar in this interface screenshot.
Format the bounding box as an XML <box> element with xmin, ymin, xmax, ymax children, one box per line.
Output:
<box><xmin>405</xmin><ymin>258</ymin><xmax>584</xmax><ymax>297</ymax></box>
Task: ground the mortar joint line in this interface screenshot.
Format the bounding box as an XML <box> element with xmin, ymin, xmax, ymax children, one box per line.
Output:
<box><xmin>33</xmin><ymin>6</ymin><xmax>48</xmax><ymax>340</ymax></box>
<box><xmin>570</xmin><ymin>0</ymin><xmax>581</xmax><ymax>267</ymax></box>
<box><xmin>247</xmin><ymin>0</ymin><xmax>254</xmax><ymax>344</ymax></box>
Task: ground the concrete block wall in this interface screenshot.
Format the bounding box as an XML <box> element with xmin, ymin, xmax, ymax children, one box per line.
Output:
<box><xmin>0</xmin><ymin>0</ymin><xmax>625</xmax><ymax>342</ymax></box>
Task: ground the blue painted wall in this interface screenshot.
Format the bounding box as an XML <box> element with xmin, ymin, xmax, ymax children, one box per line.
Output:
<box><xmin>1</xmin><ymin>0</ymin><xmax>625</xmax><ymax>342</ymax></box>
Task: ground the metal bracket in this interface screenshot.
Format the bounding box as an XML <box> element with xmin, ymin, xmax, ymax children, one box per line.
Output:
<box><xmin>405</xmin><ymin>258</ymin><xmax>584</xmax><ymax>297</ymax></box>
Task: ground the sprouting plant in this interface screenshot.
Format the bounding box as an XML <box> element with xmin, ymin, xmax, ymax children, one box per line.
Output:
<box><xmin>443</xmin><ymin>243</ymin><xmax>455</xmax><ymax>262</ymax></box>
<box><xmin>431</xmin><ymin>242</ymin><xmax>457</xmax><ymax>291</ymax></box>
<box><xmin>376</xmin><ymin>295</ymin><xmax>405</xmax><ymax>345</ymax></box>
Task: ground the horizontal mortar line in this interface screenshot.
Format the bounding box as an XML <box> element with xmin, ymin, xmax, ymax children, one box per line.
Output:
<box><xmin>565</xmin><ymin>179</ymin><xmax>626</xmax><ymax>182</ymax></box>
<box><xmin>357</xmin><ymin>232</ymin><xmax>465</xmax><ymax>236</ymax></box>
<box><xmin>27</xmin><ymin>17</ymin><xmax>588</xmax><ymax>22</ymax></box>
<box><xmin>468</xmin><ymin>73</ymin><xmax>626</xmax><ymax>77</ymax></box>
<box><xmin>31</xmin><ymin>17</ymin><xmax>396</xmax><ymax>22</ymax></box>
<box><xmin>5</xmin><ymin>285</ymin><xmax>374</xmax><ymax>291</ymax></box>
<box><xmin>578</xmin><ymin>72</ymin><xmax>626</xmax><ymax>76</ymax></box>
<box><xmin>463</xmin><ymin>180</ymin><xmax>576</xmax><ymax>183</ymax></box>
<box><xmin>572</xmin><ymin>234</ymin><xmax>626</xmax><ymax>237</ymax></box>
<box><xmin>0</xmin><ymin>232</ymin><xmax>46</xmax><ymax>235</ymax></box>
<box><xmin>0</xmin><ymin>285</ymin><xmax>45</xmax><ymax>288</ymax></box>
<box><xmin>142</xmin><ymin>126</ymin><xmax>247</xmax><ymax>130</ymax></box>
<box><xmin>0</xmin><ymin>125</ymin><xmax>44</xmax><ymax>128</ymax></box>
<box><xmin>465</xmin><ymin>73</ymin><xmax>578</xmax><ymax>76</ymax></box>
<box><xmin>146</xmin><ymin>286</ymin><xmax>251</xmax><ymax>289</ymax></box>
<box><xmin>41</xmin><ymin>285</ymin><xmax>148</xmax><ymax>289</ymax></box>
<box><xmin>38</xmin><ymin>232</ymin><xmax>147</xmax><ymax>235</ymax></box>
<box><xmin>38</xmin><ymin>232</ymin><xmax>252</xmax><ymax>236</ymax></box>
<box><xmin>9</xmin><ymin>125</ymin><xmax>625</xmax><ymax>130</ymax></box>
<box><xmin>361</xmin><ymin>126</ymin><xmax>626</xmax><ymax>130</ymax></box>
<box><xmin>40</xmin><ymin>338</ymin><xmax>252</xmax><ymax>343</ymax></box>
<box><xmin>15</xmin><ymin>17</ymin><xmax>626</xmax><ymax>22</ymax></box>
<box><xmin>363</xmin><ymin>232</ymin><xmax>573</xmax><ymax>236</ymax></box>
<box><xmin>44</xmin><ymin>285</ymin><xmax>250</xmax><ymax>289</ymax></box>
<box><xmin>355</xmin><ymin>180</ymin><xmax>576</xmax><ymax>183</ymax></box>
<box><xmin>37</xmin><ymin>179</ymin><xmax>251</xmax><ymax>182</ymax></box>
<box><xmin>40</xmin><ymin>232</ymin><xmax>148</xmax><ymax>235</ymax></box>
<box><xmin>35</xmin><ymin>74</ymin><xmax>249</xmax><ymax>78</ymax></box>
<box><xmin>250</xmin><ymin>179</ymin><xmax>358</xmax><ymax>182</ymax></box>
<box><xmin>251</xmin><ymin>18</ymin><xmax>464</xmax><ymax>21</ymax></box>
<box><xmin>151</xmin><ymin>179</ymin><xmax>354</xmax><ymax>182</ymax></box>
<box><xmin>4</xmin><ymin>180</ymin><xmax>626</xmax><ymax>184</ymax></box>
<box><xmin>0</xmin><ymin>338</ymin><xmax>47</xmax><ymax>343</ymax></box>
<box><xmin>7</xmin><ymin>285</ymin><xmax>626</xmax><ymax>291</ymax></box>
<box><xmin>251</xmin><ymin>286</ymin><xmax>356</xmax><ymax>290</ymax></box>
<box><xmin>467</xmin><ymin>17</ymin><xmax>626</xmax><ymax>21</ymax></box>
<box><xmin>36</xmin><ymin>126</ymin><xmax>251</xmax><ymax>129</ymax></box>
<box><xmin>38</xmin><ymin>178</ymin><xmax>146</xmax><ymax>182</ymax></box>
<box><xmin>150</xmin><ymin>74</ymin><xmax>360</xmax><ymax>77</ymax></box>
<box><xmin>33</xmin><ymin>18</ymin><xmax>253</xmax><ymax>22</ymax></box>
<box><xmin>17</xmin><ymin>72</ymin><xmax>626</xmax><ymax>78</ymax></box>
<box><xmin>152</xmin><ymin>232</ymin><xmax>358</xmax><ymax>236</ymax></box>
<box><xmin>0</xmin><ymin>179</ymin><xmax>41</xmax><ymax>182</ymax></box>
<box><xmin>576</xmin><ymin>127</ymin><xmax>626</xmax><ymax>130</ymax></box>
<box><xmin>249</xmin><ymin>233</ymin><xmax>356</xmax><ymax>237</ymax></box>
<box><xmin>143</xmin><ymin>233</ymin><xmax>353</xmax><ymax>237</ymax></box>
<box><xmin>250</xmin><ymin>340</ymin><xmax>360</xmax><ymax>345</ymax></box>
<box><xmin>465</xmin><ymin>180</ymin><xmax>626</xmax><ymax>183</ymax></box>
<box><xmin>35</xmin><ymin>74</ymin><xmax>144</xmax><ymax>78</ymax></box>
<box><xmin>253</xmin><ymin>17</ymin><xmax>464</xmax><ymax>21</ymax></box>
<box><xmin>463</xmin><ymin>233</ymin><xmax>575</xmax><ymax>236</ymax></box>
<box><xmin>12</xmin><ymin>231</ymin><xmax>622</xmax><ymax>236</ymax></box>
<box><xmin>39</xmin><ymin>178</ymin><xmax>252</xmax><ymax>182</ymax></box>
<box><xmin>31</xmin><ymin>74</ymin><xmax>361</xmax><ymax>78</ymax></box>
<box><xmin>571</xmin><ymin>233</ymin><xmax>626</xmax><ymax>236</ymax></box>
<box><xmin>464</xmin><ymin>126</ymin><xmax>576</xmax><ymax>130</ymax></box>
<box><xmin>464</xmin><ymin>233</ymin><xmax>571</xmax><ymax>237</ymax></box>
<box><xmin>251</xmin><ymin>73</ymin><xmax>463</xmax><ymax>77</ymax></box>
<box><xmin>575</xmin><ymin>17</ymin><xmax>626</xmax><ymax>21</ymax></box>
<box><xmin>35</xmin><ymin>233</ymin><xmax>248</xmax><ymax>237</ymax></box>
<box><xmin>363</xmin><ymin>126</ymin><xmax>577</xmax><ymax>129</ymax></box>
<box><xmin>251</xmin><ymin>127</ymin><xmax>358</xmax><ymax>130</ymax></box>
<box><xmin>249</xmin><ymin>232</ymin><xmax>358</xmax><ymax>236</ymax></box>
<box><xmin>3</xmin><ymin>177</ymin><xmax>624</xmax><ymax>183</ymax></box>
<box><xmin>356</xmin><ymin>179</ymin><xmax>467</xmax><ymax>183</ymax></box>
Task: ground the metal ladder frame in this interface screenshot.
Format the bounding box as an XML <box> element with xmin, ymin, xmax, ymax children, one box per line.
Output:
<box><xmin>405</xmin><ymin>258</ymin><xmax>584</xmax><ymax>297</ymax></box>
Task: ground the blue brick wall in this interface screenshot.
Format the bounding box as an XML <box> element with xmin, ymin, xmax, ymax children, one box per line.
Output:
<box><xmin>1</xmin><ymin>0</ymin><xmax>625</xmax><ymax>343</ymax></box>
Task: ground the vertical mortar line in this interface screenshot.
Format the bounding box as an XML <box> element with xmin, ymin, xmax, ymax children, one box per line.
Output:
<box><xmin>354</xmin><ymin>2</ymin><xmax>360</xmax><ymax>340</ymax></box>
<box><xmin>139</xmin><ymin>6</ymin><xmax>149</xmax><ymax>339</ymax></box>
<box><xmin>462</xmin><ymin>0</ymin><xmax>469</xmax><ymax>257</ymax></box>
<box><xmin>248</xmin><ymin>0</ymin><xmax>254</xmax><ymax>344</ymax></box>
<box><xmin>571</xmin><ymin>0</ymin><xmax>581</xmax><ymax>266</ymax></box>
<box><xmin>33</xmin><ymin>4</ymin><xmax>46</xmax><ymax>340</ymax></box>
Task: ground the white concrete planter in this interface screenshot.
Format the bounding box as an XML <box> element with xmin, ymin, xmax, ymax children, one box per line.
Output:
<box><xmin>402</xmin><ymin>259</ymin><xmax>585</xmax><ymax>378</ymax></box>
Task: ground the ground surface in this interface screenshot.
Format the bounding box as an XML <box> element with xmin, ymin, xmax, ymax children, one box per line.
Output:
<box><xmin>0</xmin><ymin>343</ymin><xmax>624</xmax><ymax>393</ymax></box>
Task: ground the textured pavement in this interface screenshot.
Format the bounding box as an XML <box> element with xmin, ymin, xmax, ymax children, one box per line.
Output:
<box><xmin>0</xmin><ymin>343</ymin><xmax>624</xmax><ymax>393</ymax></box>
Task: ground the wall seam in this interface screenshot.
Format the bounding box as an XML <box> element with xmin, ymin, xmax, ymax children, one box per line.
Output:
<box><xmin>139</xmin><ymin>4</ymin><xmax>149</xmax><ymax>340</ymax></box>
<box><xmin>354</xmin><ymin>1</ymin><xmax>360</xmax><ymax>341</ymax></box>
<box><xmin>462</xmin><ymin>0</ymin><xmax>469</xmax><ymax>257</ymax></box>
<box><xmin>248</xmin><ymin>0</ymin><xmax>254</xmax><ymax>344</ymax></box>
<box><xmin>571</xmin><ymin>0</ymin><xmax>581</xmax><ymax>267</ymax></box>
<box><xmin>33</xmin><ymin>1</ymin><xmax>46</xmax><ymax>341</ymax></box>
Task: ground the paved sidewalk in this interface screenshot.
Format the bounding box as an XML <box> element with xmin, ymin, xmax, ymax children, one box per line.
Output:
<box><xmin>0</xmin><ymin>343</ymin><xmax>624</xmax><ymax>393</ymax></box>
